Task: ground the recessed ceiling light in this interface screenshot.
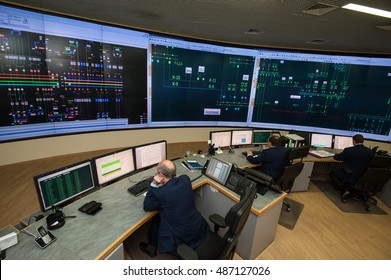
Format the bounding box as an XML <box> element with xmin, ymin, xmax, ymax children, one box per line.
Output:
<box><xmin>342</xmin><ymin>3</ymin><xmax>391</xmax><ymax>18</ymax></box>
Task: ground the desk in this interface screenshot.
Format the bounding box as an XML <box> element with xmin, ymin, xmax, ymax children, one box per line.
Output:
<box><xmin>4</xmin><ymin>151</ymin><xmax>286</xmax><ymax>260</ymax></box>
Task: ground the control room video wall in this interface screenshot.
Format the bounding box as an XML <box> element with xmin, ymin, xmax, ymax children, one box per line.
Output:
<box><xmin>1</xmin><ymin>4</ymin><xmax>391</xmax><ymax>142</ymax></box>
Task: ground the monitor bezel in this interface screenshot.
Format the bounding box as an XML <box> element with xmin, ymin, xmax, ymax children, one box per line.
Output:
<box><xmin>231</xmin><ymin>129</ymin><xmax>253</xmax><ymax>147</ymax></box>
<box><xmin>333</xmin><ymin>135</ymin><xmax>353</xmax><ymax>150</ymax></box>
<box><xmin>252</xmin><ymin>129</ymin><xmax>273</xmax><ymax>145</ymax></box>
<box><xmin>204</xmin><ymin>156</ymin><xmax>233</xmax><ymax>185</ymax></box>
<box><xmin>310</xmin><ymin>133</ymin><xmax>334</xmax><ymax>148</ymax></box>
<box><xmin>91</xmin><ymin>146</ymin><xmax>136</xmax><ymax>187</ymax></box>
<box><xmin>133</xmin><ymin>140</ymin><xmax>167</xmax><ymax>171</ymax></box>
<box><xmin>33</xmin><ymin>159</ymin><xmax>96</xmax><ymax>212</ymax></box>
<box><xmin>209</xmin><ymin>130</ymin><xmax>232</xmax><ymax>149</ymax></box>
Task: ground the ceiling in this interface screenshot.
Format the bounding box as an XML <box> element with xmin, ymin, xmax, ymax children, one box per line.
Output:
<box><xmin>1</xmin><ymin>0</ymin><xmax>391</xmax><ymax>55</ymax></box>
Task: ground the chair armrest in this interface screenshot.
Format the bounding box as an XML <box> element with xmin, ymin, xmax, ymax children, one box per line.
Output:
<box><xmin>244</xmin><ymin>168</ymin><xmax>273</xmax><ymax>182</ymax></box>
<box><xmin>209</xmin><ymin>213</ymin><xmax>227</xmax><ymax>232</ymax></box>
<box><xmin>174</xmin><ymin>244</ymin><xmax>199</xmax><ymax>260</ymax></box>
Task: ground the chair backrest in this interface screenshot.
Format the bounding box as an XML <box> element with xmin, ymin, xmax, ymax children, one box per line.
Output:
<box><xmin>217</xmin><ymin>186</ymin><xmax>257</xmax><ymax>259</ymax></box>
<box><xmin>354</xmin><ymin>168</ymin><xmax>391</xmax><ymax>194</ymax></box>
<box><xmin>370</xmin><ymin>155</ymin><xmax>391</xmax><ymax>169</ymax></box>
<box><xmin>275</xmin><ymin>162</ymin><xmax>305</xmax><ymax>192</ymax></box>
<box><xmin>288</xmin><ymin>145</ymin><xmax>311</xmax><ymax>162</ymax></box>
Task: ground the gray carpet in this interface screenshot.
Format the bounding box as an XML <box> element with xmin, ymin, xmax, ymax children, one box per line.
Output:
<box><xmin>278</xmin><ymin>198</ymin><xmax>304</xmax><ymax>230</ymax></box>
<box><xmin>312</xmin><ymin>179</ymin><xmax>387</xmax><ymax>215</ymax></box>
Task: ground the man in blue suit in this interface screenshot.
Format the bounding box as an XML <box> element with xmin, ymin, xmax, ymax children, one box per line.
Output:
<box><xmin>246</xmin><ymin>135</ymin><xmax>289</xmax><ymax>180</ymax></box>
<box><xmin>330</xmin><ymin>134</ymin><xmax>374</xmax><ymax>193</ymax></box>
<box><xmin>140</xmin><ymin>160</ymin><xmax>209</xmax><ymax>257</ymax></box>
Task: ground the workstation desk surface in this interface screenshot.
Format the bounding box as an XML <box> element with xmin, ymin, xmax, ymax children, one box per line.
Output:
<box><xmin>5</xmin><ymin>149</ymin><xmax>286</xmax><ymax>260</ymax></box>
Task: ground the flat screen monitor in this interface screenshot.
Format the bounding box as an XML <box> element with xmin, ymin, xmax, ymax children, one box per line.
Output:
<box><xmin>34</xmin><ymin>160</ymin><xmax>95</xmax><ymax>212</ymax></box>
<box><xmin>210</xmin><ymin>131</ymin><xmax>232</xmax><ymax>149</ymax></box>
<box><xmin>310</xmin><ymin>133</ymin><xmax>333</xmax><ymax>148</ymax></box>
<box><xmin>231</xmin><ymin>129</ymin><xmax>253</xmax><ymax>146</ymax></box>
<box><xmin>204</xmin><ymin>157</ymin><xmax>233</xmax><ymax>185</ymax></box>
<box><xmin>134</xmin><ymin>140</ymin><xmax>167</xmax><ymax>170</ymax></box>
<box><xmin>334</xmin><ymin>135</ymin><xmax>353</xmax><ymax>150</ymax></box>
<box><xmin>252</xmin><ymin>130</ymin><xmax>272</xmax><ymax>145</ymax></box>
<box><xmin>92</xmin><ymin>147</ymin><xmax>136</xmax><ymax>187</ymax></box>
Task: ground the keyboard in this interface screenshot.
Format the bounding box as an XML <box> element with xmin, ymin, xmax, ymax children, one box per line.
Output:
<box><xmin>242</xmin><ymin>149</ymin><xmax>263</xmax><ymax>157</ymax></box>
<box><xmin>309</xmin><ymin>149</ymin><xmax>335</xmax><ymax>158</ymax></box>
<box><xmin>127</xmin><ymin>176</ymin><xmax>153</xmax><ymax>196</ymax></box>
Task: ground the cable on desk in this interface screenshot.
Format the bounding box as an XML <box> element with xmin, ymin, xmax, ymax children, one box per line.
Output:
<box><xmin>191</xmin><ymin>174</ymin><xmax>203</xmax><ymax>182</ymax></box>
<box><xmin>21</xmin><ymin>228</ymin><xmax>37</xmax><ymax>238</ymax></box>
<box><xmin>27</xmin><ymin>214</ymin><xmax>44</xmax><ymax>225</ymax></box>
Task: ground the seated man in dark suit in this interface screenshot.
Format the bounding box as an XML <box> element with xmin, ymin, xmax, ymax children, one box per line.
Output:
<box><xmin>246</xmin><ymin>135</ymin><xmax>289</xmax><ymax>180</ymax></box>
<box><xmin>140</xmin><ymin>160</ymin><xmax>209</xmax><ymax>257</ymax></box>
<box><xmin>330</xmin><ymin>134</ymin><xmax>374</xmax><ymax>195</ymax></box>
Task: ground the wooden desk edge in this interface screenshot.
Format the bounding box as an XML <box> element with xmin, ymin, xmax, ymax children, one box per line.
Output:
<box><xmin>95</xmin><ymin>177</ymin><xmax>285</xmax><ymax>260</ymax></box>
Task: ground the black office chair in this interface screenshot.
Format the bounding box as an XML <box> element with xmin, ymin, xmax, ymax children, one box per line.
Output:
<box><xmin>280</xmin><ymin>145</ymin><xmax>310</xmax><ymax>211</ymax></box>
<box><xmin>274</xmin><ymin>162</ymin><xmax>305</xmax><ymax>212</ymax></box>
<box><xmin>341</xmin><ymin>156</ymin><xmax>391</xmax><ymax>212</ymax></box>
<box><xmin>173</xmin><ymin>185</ymin><xmax>257</xmax><ymax>260</ymax></box>
<box><xmin>242</xmin><ymin>145</ymin><xmax>309</xmax><ymax>212</ymax></box>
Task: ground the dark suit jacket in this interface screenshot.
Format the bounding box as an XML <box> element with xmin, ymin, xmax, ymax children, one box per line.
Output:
<box><xmin>333</xmin><ymin>144</ymin><xmax>374</xmax><ymax>184</ymax></box>
<box><xmin>246</xmin><ymin>146</ymin><xmax>289</xmax><ymax>180</ymax></box>
<box><xmin>143</xmin><ymin>174</ymin><xmax>209</xmax><ymax>253</ymax></box>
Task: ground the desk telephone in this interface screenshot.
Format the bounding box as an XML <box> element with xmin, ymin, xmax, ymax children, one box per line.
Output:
<box><xmin>78</xmin><ymin>200</ymin><xmax>102</xmax><ymax>215</ymax></box>
<box><xmin>34</xmin><ymin>226</ymin><xmax>57</xmax><ymax>249</ymax></box>
<box><xmin>225</xmin><ymin>171</ymin><xmax>256</xmax><ymax>195</ymax></box>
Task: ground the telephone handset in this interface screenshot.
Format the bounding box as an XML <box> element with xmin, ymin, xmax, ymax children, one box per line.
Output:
<box><xmin>34</xmin><ymin>225</ymin><xmax>57</xmax><ymax>249</ymax></box>
<box><xmin>201</xmin><ymin>160</ymin><xmax>209</xmax><ymax>175</ymax></box>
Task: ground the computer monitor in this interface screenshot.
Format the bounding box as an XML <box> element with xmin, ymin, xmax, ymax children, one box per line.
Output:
<box><xmin>92</xmin><ymin>147</ymin><xmax>136</xmax><ymax>187</ymax></box>
<box><xmin>204</xmin><ymin>157</ymin><xmax>233</xmax><ymax>185</ymax></box>
<box><xmin>310</xmin><ymin>133</ymin><xmax>333</xmax><ymax>148</ymax></box>
<box><xmin>210</xmin><ymin>130</ymin><xmax>232</xmax><ymax>149</ymax></box>
<box><xmin>231</xmin><ymin>129</ymin><xmax>253</xmax><ymax>146</ymax></box>
<box><xmin>334</xmin><ymin>135</ymin><xmax>353</xmax><ymax>150</ymax></box>
<box><xmin>289</xmin><ymin>130</ymin><xmax>311</xmax><ymax>146</ymax></box>
<box><xmin>34</xmin><ymin>160</ymin><xmax>96</xmax><ymax>212</ymax></box>
<box><xmin>252</xmin><ymin>130</ymin><xmax>273</xmax><ymax>145</ymax></box>
<box><xmin>134</xmin><ymin>140</ymin><xmax>167</xmax><ymax>170</ymax></box>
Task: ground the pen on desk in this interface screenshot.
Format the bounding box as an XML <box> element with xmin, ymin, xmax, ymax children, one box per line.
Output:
<box><xmin>64</xmin><ymin>215</ymin><xmax>77</xmax><ymax>218</ymax></box>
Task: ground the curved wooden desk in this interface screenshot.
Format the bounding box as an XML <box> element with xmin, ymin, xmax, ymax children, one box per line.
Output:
<box><xmin>5</xmin><ymin>151</ymin><xmax>286</xmax><ymax>260</ymax></box>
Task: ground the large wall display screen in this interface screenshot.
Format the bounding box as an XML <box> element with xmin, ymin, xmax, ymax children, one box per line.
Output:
<box><xmin>1</xmin><ymin>5</ymin><xmax>391</xmax><ymax>143</ymax></box>
<box><xmin>0</xmin><ymin>5</ymin><xmax>149</xmax><ymax>141</ymax></box>
<box><xmin>150</xmin><ymin>36</ymin><xmax>258</xmax><ymax>126</ymax></box>
<box><xmin>250</xmin><ymin>51</ymin><xmax>391</xmax><ymax>141</ymax></box>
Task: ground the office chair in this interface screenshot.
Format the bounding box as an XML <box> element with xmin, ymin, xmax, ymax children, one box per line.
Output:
<box><xmin>280</xmin><ymin>145</ymin><xmax>310</xmax><ymax>210</ymax></box>
<box><xmin>274</xmin><ymin>162</ymin><xmax>305</xmax><ymax>212</ymax></box>
<box><xmin>174</xmin><ymin>185</ymin><xmax>257</xmax><ymax>260</ymax></box>
<box><xmin>341</xmin><ymin>156</ymin><xmax>391</xmax><ymax>212</ymax></box>
<box><xmin>369</xmin><ymin>155</ymin><xmax>391</xmax><ymax>169</ymax></box>
<box><xmin>242</xmin><ymin>146</ymin><xmax>310</xmax><ymax>212</ymax></box>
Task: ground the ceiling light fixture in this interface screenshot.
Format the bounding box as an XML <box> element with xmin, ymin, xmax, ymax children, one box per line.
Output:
<box><xmin>342</xmin><ymin>3</ymin><xmax>391</xmax><ymax>18</ymax></box>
